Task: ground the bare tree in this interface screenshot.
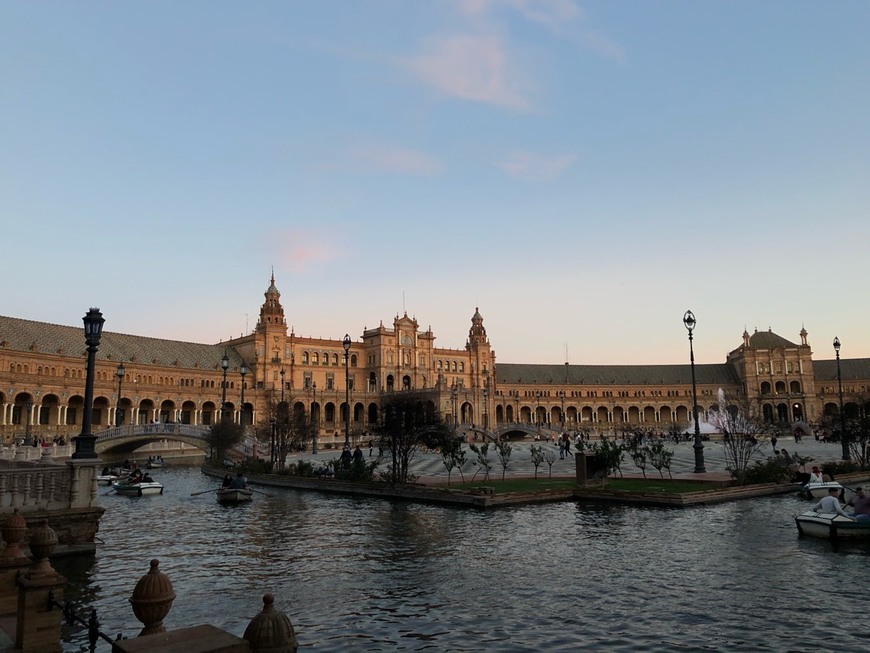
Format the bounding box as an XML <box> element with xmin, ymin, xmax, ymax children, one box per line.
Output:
<box><xmin>529</xmin><ymin>444</ymin><xmax>545</xmax><ymax>479</ymax></box>
<box><xmin>709</xmin><ymin>391</ymin><xmax>777</xmax><ymax>484</ymax></box>
<box><xmin>440</xmin><ymin>437</ymin><xmax>467</xmax><ymax>485</ymax></box>
<box><xmin>494</xmin><ymin>439</ymin><xmax>513</xmax><ymax>481</ymax></box>
<box><xmin>543</xmin><ymin>447</ymin><xmax>557</xmax><ymax>478</ymax></box>
<box><xmin>375</xmin><ymin>393</ymin><xmax>451</xmax><ymax>484</ymax></box>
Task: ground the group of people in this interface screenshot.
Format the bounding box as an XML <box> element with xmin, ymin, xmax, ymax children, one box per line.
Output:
<box><xmin>222</xmin><ymin>472</ymin><xmax>248</xmax><ymax>489</ymax></box>
<box><xmin>813</xmin><ymin>486</ymin><xmax>870</xmax><ymax>522</ymax></box>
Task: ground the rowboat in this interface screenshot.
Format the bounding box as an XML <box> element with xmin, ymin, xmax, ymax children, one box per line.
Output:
<box><xmin>112</xmin><ymin>480</ymin><xmax>164</xmax><ymax>497</ymax></box>
<box><xmin>146</xmin><ymin>460</ymin><xmax>165</xmax><ymax>469</ymax></box>
<box><xmin>216</xmin><ymin>487</ymin><xmax>253</xmax><ymax>504</ymax></box>
<box><xmin>799</xmin><ymin>481</ymin><xmax>843</xmax><ymax>499</ymax></box>
<box><xmin>795</xmin><ymin>510</ymin><xmax>870</xmax><ymax>541</ymax></box>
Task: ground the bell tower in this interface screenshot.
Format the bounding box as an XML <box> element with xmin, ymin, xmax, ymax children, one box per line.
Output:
<box><xmin>256</xmin><ymin>271</ymin><xmax>288</xmax><ymax>365</ymax></box>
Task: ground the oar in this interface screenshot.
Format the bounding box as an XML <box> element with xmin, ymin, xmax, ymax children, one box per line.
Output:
<box><xmin>103</xmin><ymin>487</ymin><xmax>117</xmax><ymax>496</ymax></box>
<box><xmin>190</xmin><ymin>488</ymin><xmax>221</xmax><ymax>496</ymax></box>
<box><xmin>248</xmin><ymin>488</ymin><xmax>274</xmax><ymax>498</ymax></box>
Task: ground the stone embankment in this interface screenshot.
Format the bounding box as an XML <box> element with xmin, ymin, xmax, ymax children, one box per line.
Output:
<box><xmin>205</xmin><ymin>465</ymin><xmax>870</xmax><ymax>509</ymax></box>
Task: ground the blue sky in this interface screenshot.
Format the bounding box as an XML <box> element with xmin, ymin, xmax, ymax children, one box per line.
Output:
<box><xmin>2</xmin><ymin>1</ymin><xmax>869</xmax><ymax>365</ymax></box>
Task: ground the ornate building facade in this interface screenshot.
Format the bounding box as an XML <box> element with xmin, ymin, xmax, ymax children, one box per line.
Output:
<box><xmin>2</xmin><ymin>275</ymin><xmax>869</xmax><ymax>445</ymax></box>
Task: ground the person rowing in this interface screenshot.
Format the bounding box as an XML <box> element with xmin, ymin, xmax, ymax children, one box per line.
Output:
<box><xmin>812</xmin><ymin>486</ymin><xmax>852</xmax><ymax>519</ymax></box>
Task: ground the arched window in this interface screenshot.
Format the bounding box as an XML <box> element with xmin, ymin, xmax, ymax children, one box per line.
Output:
<box><xmin>351</xmin><ymin>354</ymin><xmax>358</xmax><ymax>367</ymax></box>
<box><xmin>332</xmin><ymin>353</ymin><xmax>339</xmax><ymax>365</ymax></box>
<box><xmin>302</xmin><ymin>351</ymin><xmax>310</xmax><ymax>364</ymax></box>
<box><xmin>312</xmin><ymin>352</ymin><xmax>319</xmax><ymax>365</ymax></box>
<box><xmin>322</xmin><ymin>353</ymin><xmax>329</xmax><ymax>366</ymax></box>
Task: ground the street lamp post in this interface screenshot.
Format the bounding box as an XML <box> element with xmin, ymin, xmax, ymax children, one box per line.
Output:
<box><xmin>23</xmin><ymin>400</ymin><xmax>33</xmax><ymax>447</ymax></box>
<box><xmin>559</xmin><ymin>390</ymin><xmax>566</xmax><ymax>430</ymax></box>
<box><xmin>280</xmin><ymin>368</ymin><xmax>285</xmax><ymax>404</ymax></box>
<box><xmin>239</xmin><ymin>363</ymin><xmax>249</xmax><ymax>428</ymax></box>
<box><xmin>482</xmin><ymin>387</ymin><xmax>489</xmax><ymax>433</ymax></box>
<box><xmin>269</xmin><ymin>416</ymin><xmax>276</xmax><ymax>466</ymax></box>
<box><xmin>514</xmin><ymin>394</ymin><xmax>520</xmax><ymax>424</ymax></box>
<box><xmin>311</xmin><ymin>381</ymin><xmax>318</xmax><ymax>454</ymax></box>
<box><xmin>115</xmin><ymin>363</ymin><xmax>125</xmax><ymax>427</ymax></box>
<box><xmin>834</xmin><ymin>337</ymin><xmax>849</xmax><ymax>461</ymax></box>
<box><xmin>683</xmin><ymin>310</ymin><xmax>706</xmax><ymax>473</ymax></box>
<box><xmin>343</xmin><ymin>334</ymin><xmax>351</xmax><ymax>447</ymax></box>
<box><xmin>72</xmin><ymin>307</ymin><xmax>105</xmax><ymax>459</ymax></box>
<box><xmin>451</xmin><ymin>385</ymin><xmax>458</xmax><ymax>427</ymax></box>
<box><xmin>220</xmin><ymin>353</ymin><xmax>229</xmax><ymax>422</ymax></box>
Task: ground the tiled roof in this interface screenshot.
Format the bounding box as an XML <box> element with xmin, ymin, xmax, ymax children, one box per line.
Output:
<box><xmin>748</xmin><ymin>330</ymin><xmax>799</xmax><ymax>349</ymax></box>
<box><xmin>495</xmin><ymin>362</ymin><xmax>740</xmax><ymax>386</ymax></box>
<box><xmin>0</xmin><ymin>315</ymin><xmax>243</xmax><ymax>371</ymax></box>
<box><xmin>813</xmin><ymin>358</ymin><xmax>870</xmax><ymax>383</ymax></box>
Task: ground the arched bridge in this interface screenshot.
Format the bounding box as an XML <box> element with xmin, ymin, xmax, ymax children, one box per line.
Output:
<box><xmin>95</xmin><ymin>423</ymin><xmax>211</xmax><ymax>455</ymax></box>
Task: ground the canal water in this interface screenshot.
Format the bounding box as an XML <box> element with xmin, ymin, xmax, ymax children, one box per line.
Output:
<box><xmin>56</xmin><ymin>466</ymin><xmax>869</xmax><ymax>652</ymax></box>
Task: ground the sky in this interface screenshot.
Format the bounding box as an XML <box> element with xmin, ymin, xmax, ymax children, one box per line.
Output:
<box><xmin>2</xmin><ymin>1</ymin><xmax>869</xmax><ymax>366</ymax></box>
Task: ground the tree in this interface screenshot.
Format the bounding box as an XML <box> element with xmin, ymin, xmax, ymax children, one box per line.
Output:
<box><xmin>709</xmin><ymin>392</ymin><xmax>777</xmax><ymax>484</ymax></box>
<box><xmin>494</xmin><ymin>438</ymin><xmax>513</xmax><ymax>481</ymax></box>
<box><xmin>206</xmin><ymin>420</ymin><xmax>244</xmax><ymax>464</ymax></box>
<box><xmin>440</xmin><ymin>437</ymin><xmax>467</xmax><ymax>485</ymax></box>
<box><xmin>468</xmin><ymin>442</ymin><xmax>493</xmax><ymax>482</ymax></box>
<box><xmin>587</xmin><ymin>439</ymin><xmax>625</xmax><ymax>480</ymax></box>
<box><xmin>646</xmin><ymin>440</ymin><xmax>674</xmax><ymax>479</ymax></box>
<box><xmin>375</xmin><ymin>393</ymin><xmax>451</xmax><ymax>484</ymax></box>
<box><xmin>844</xmin><ymin>395</ymin><xmax>870</xmax><ymax>469</ymax></box>
<box><xmin>254</xmin><ymin>400</ymin><xmax>315</xmax><ymax>471</ymax></box>
<box><xmin>628</xmin><ymin>443</ymin><xmax>648</xmax><ymax>479</ymax></box>
<box><xmin>529</xmin><ymin>444</ymin><xmax>545</xmax><ymax>479</ymax></box>
<box><xmin>543</xmin><ymin>447</ymin><xmax>557</xmax><ymax>478</ymax></box>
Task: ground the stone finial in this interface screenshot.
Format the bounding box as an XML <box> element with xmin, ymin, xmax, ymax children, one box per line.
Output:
<box><xmin>27</xmin><ymin>519</ymin><xmax>58</xmax><ymax>577</ymax></box>
<box><xmin>129</xmin><ymin>559</ymin><xmax>176</xmax><ymax>636</ymax></box>
<box><xmin>1</xmin><ymin>509</ymin><xmax>28</xmax><ymax>561</ymax></box>
<box><xmin>243</xmin><ymin>593</ymin><xmax>298</xmax><ymax>653</ymax></box>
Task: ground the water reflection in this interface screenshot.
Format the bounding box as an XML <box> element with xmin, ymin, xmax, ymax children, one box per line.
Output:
<box><xmin>53</xmin><ymin>466</ymin><xmax>869</xmax><ymax>652</ymax></box>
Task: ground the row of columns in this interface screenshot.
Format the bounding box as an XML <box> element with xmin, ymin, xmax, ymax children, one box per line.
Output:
<box><xmin>0</xmin><ymin>404</ymin><xmax>255</xmax><ymax>429</ymax></box>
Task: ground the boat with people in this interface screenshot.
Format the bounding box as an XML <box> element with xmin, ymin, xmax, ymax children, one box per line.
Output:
<box><xmin>216</xmin><ymin>487</ymin><xmax>253</xmax><ymax>504</ymax></box>
<box><xmin>795</xmin><ymin>511</ymin><xmax>870</xmax><ymax>540</ymax></box>
<box><xmin>111</xmin><ymin>469</ymin><xmax>163</xmax><ymax>496</ymax></box>
<box><xmin>111</xmin><ymin>479</ymin><xmax>164</xmax><ymax>496</ymax></box>
<box><xmin>146</xmin><ymin>456</ymin><xmax>166</xmax><ymax>469</ymax></box>
<box><xmin>799</xmin><ymin>481</ymin><xmax>844</xmax><ymax>499</ymax></box>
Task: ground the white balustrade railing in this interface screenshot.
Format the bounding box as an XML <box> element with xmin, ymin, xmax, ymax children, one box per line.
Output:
<box><xmin>0</xmin><ymin>464</ymin><xmax>73</xmax><ymax>510</ymax></box>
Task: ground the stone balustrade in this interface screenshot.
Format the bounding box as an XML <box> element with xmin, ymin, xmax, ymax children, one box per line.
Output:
<box><xmin>0</xmin><ymin>463</ymin><xmax>73</xmax><ymax>511</ymax></box>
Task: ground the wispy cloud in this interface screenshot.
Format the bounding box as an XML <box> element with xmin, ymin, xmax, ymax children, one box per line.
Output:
<box><xmin>349</xmin><ymin>143</ymin><xmax>443</xmax><ymax>175</ymax></box>
<box><xmin>497</xmin><ymin>149</ymin><xmax>577</xmax><ymax>181</ymax></box>
<box><xmin>457</xmin><ymin>0</ymin><xmax>624</xmax><ymax>62</ymax></box>
<box><xmin>400</xmin><ymin>33</ymin><xmax>531</xmax><ymax>110</ymax></box>
<box><xmin>270</xmin><ymin>229</ymin><xmax>341</xmax><ymax>271</ymax></box>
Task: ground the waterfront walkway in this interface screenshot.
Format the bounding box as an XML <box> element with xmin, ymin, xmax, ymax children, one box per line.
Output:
<box><xmin>286</xmin><ymin>436</ymin><xmax>846</xmax><ymax>485</ymax></box>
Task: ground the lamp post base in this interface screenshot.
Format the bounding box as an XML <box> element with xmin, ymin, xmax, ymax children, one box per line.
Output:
<box><xmin>693</xmin><ymin>438</ymin><xmax>706</xmax><ymax>473</ymax></box>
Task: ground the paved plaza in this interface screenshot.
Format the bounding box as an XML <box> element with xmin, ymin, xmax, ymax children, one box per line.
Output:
<box><xmin>285</xmin><ymin>435</ymin><xmax>848</xmax><ymax>484</ymax></box>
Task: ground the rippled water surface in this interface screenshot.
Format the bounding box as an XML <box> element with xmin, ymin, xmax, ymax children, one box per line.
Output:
<box><xmin>55</xmin><ymin>467</ymin><xmax>870</xmax><ymax>652</ymax></box>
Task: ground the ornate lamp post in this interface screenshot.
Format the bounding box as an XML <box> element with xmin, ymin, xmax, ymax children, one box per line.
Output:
<box><xmin>239</xmin><ymin>363</ymin><xmax>249</xmax><ymax>428</ymax></box>
<box><xmin>482</xmin><ymin>387</ymin><xmax>489</xmax><ymax>433</ymax></box>
<box><xmin>833</xmin><ymin>337</ymin><xmax>849</xmax><ymax>461</ymax></box>
<box><xmin>343</xmin><ymin>334</ymin><xmax>351</xmax><ymax>447</ymax></box>
<box><xmin>269</xmin><ymin>416</ymin><xmax>276</xmax><ymax>466</ymax></box>
<box><xmin>23</xmin><ymin>400</ymin><xmax>33</xmax><ymax>446</ymax></box>
<box><xmin>683</xmin><ymin>310</ymin><xmax>706</xmax><ymax>473</ymax></box>
<box><xmin>559</xmin><ymin>390</ymin><xmax>566</xmax><ymax>429</ymax></box>
<box><xmin>311</xmin><ymin>381</ymin><xmax>318</xmax><ymax>454</ymax></box>
<box><xmin>451</xmin><ymin>385</ymin><xmax>458</xmax><ymax>426</ymax></box>
<box><xmin>115</xmin><ymin>362</ymin><xmax>126</xmax><ymax>427</ymax></box>
<box><xmin>72</xmin><ymin>307</ymin><xmax>105</xmax><ymax>459</ymax></box>
<box><xmin>220</xmin><ymin>353</ymin><xmax>229</xmax><ymax>422</ymax></box>
<box><xmin>514</xmin><ymin>394</ymin><xmax>519</xmax><ymax>424</ymax></box>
